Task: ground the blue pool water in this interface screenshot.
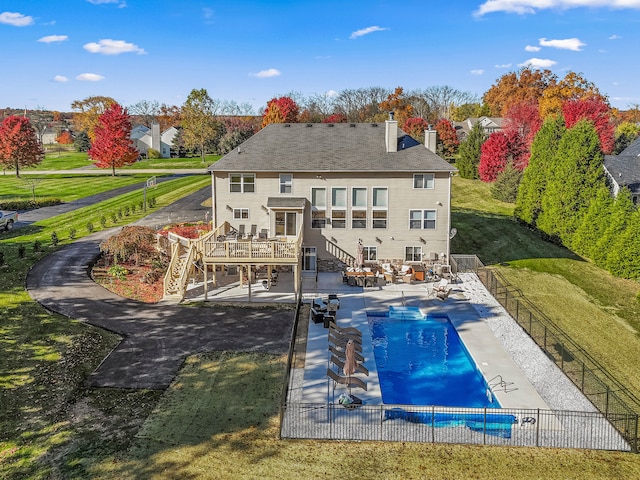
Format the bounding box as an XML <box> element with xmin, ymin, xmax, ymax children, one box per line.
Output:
<box><xmin>369</xmin><ymin>306</ymin><xmax>501</xmax><ymax>408</ymax></box>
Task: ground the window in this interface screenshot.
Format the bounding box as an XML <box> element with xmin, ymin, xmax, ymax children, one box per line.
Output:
<box><xmin>405</xmin><ymin>246</ymin><xmax>422</xmax><ymax>262</ymax></box>
<box><xmin>352</xmin><ymin>187</ymin><xmax>367</xmax><ymax>207</ymax></box>
<box><xmin>363</xmin><ymin>246</ymin><xmax>377</xmax><ymax>261</ymax></box>
<box><xmin>233</xmin><ymin>208</ymin><xmax>249</xmax><ymax>220</ymax></box>
<box><xmin>372</xmin><ymin>187</ymin><xmax>388</xmax><ymax>229</ymax></box>
<box><xmin>331</xmin><ymin>210</ymin><xmax>346</xmax><ymax>228</ymax></box>
<box><xmin>352</xmin><ymin>210</ymin><xmax>367</xmax><ymax>228</ymax></box>
<box><xmin>409</xmin><ymin>209</ymin><xmax>436</xmax><ymax>229</ymax></box>
<box><xmin>332</xmin><ymin>187</ymin><xmax>346</xmax><ymax>207</ymax></box>
<box><xmin>230</xmin><ymin>173</ymin><xmax>255</xmax><ymax>193</ymax></box>
<box><xmin>280</xmin><ymin>174</ymin><xmax>292</xmax><ymax>194</ymax></box>
<box><xmin>413</xmin><ymin>173</ymin><xmax>434</xmax><ymax>189</ymax></box>
<box><xmin>311</xmin><ymin>187</ymin><xmax>326</xmax><ymax>228</ymax></box>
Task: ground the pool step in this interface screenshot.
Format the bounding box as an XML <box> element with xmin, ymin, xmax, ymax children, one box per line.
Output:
<box><xmin>388</xmin><ymin>306</ymin><xmax>423</xmax><ymax>320</ymax></box>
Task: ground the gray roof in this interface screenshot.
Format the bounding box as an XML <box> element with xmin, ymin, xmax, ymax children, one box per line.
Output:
<box><xmin>266</xmin><ymin>197</ymin><xmax>307</xmax><ymax>208</ymax></box>
<box><xmin>604</xmin><ymin>154</ymin><xmax>640</xmax><ymax>194</ymax></box>
<box><xmin>620</xmin><ymin>136</ymin><xmax>640</xmax><ymax>157</ymax></box>
<box><xmin>209</xmin><ymin>123</ymin><xmax>457</xmax><ymax>173</ymax></box>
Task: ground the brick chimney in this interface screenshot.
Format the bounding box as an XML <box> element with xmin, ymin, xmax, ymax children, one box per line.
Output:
<box><xmin>385</xmin><ymin>112</ymin><xmax>397</xmax><ymax>153</ymax></box>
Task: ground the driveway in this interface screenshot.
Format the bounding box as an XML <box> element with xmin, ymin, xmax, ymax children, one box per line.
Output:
<box><xmin>26</xmin><ymin>188</ymin><xmax>295</xmax><ymax>390</ymax></box>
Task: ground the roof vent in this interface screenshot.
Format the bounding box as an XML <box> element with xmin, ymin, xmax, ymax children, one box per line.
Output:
<box><xmin>350</xmin><ymin>123</ymin><xmax>356</xmax><ymax>127</ymax></box>
<box><xmin>328</xmin><ymin>123</ymin><xmax>334</xmax><ymax>127</ymax></box>
<box><xmin>306</xmin><ymin>123</ymin><xmax>313</xmax><ymax>127</ymax></box>
<box><xmin>371</xmin><ymin>124</ymin><xmax>378</xmax><ymax>127</ymax></box>
<box><xmin>284</xmin><ymin>124</ymin><xmax>291</xmax><ymax>127</ymax></box>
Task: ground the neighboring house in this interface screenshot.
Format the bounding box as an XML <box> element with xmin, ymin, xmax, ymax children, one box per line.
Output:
<box><xmin>453</xmin><ymin>117</ymin><xmax>504</xmax><ymax>141</ymax></box>
<box><xmin>604</xmin><ymin>136</ymin><xmax>640</xmax><ymax>204</ymax></box>
<box><xmin>165</xmin><ymin>119</ymin><xmax>451</xmax><ymax>297</ymax></box>
<box><xmin>131</xmin><ymin>123</ymin><xmax>177</xmax><ymax>158</ymax></box>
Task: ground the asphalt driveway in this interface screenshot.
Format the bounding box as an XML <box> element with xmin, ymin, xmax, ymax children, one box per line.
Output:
<box><xmin>26</xmin><ymin>188</ymin><xmax>295</xmax><ymax>390</ymax></box>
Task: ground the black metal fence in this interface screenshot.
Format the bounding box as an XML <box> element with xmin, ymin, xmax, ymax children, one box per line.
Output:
<box><xmin>452</xmin><ymin>255</ymin><xmax>640</xmax><ymax>452</ymax></box>
<box><xmin>280</xmin><ymin>403</ymin><xmax>631</xmax><ymax>451</ymax></box>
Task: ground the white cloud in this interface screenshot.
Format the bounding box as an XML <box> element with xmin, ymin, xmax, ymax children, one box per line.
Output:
<box><xmin>519</xmin><ymin>57</ymin><xmax>557</xmax><ymax>68</ymax></box>
<box><xmin>53</xmin><ymin>75</ymin><xmax>69</xmax><ymax>82</ymax></box>
<box><xmin>202</xmin><ymin>7</ymin><xmax>215</xmax><ymax>23</ymax></box>
<box><xmin>495</xmin><ymin>63</ymin><xmax>512</xmax><ymax>68</ymax></box>
<box><xmin>525</xmin><ymin>45</ymin><xmax>541</xmax><ymax>52</ymax></box>
<box><xmin>609</xmin><ymin>34</ymin><xmax>621</xmax><ymax>40</ymax></box>
<box><xmin>539</xmin><ymin>37</ymin><xmax>586</xmax><ymax>51</ymax></box>
<box><xmin>476</xmin><ymin>0</ymin><xmax>640</xmax><ymax>16</ymax></box>
<box><xmin>470</xmin><ymin>69</ymin><xmax>485</xmax><ymax>75</ymax></box>
<box><xmin>38</xmin><ymin>35</ymin><xmax>68</xmax><ymax>43</ymax></box>
<box><xmin>0</xmin><ymin>11</ymin><xmax>34</xmax><ymax>26</ymax></box>
<box><xmin>350</xmin><ymin>26</ymin><xmax>388</xmax><ymax>39</ymax></box>
<box><xmin>250</xmin><ymin>68</ymin><xmax>281</xmax><ymax>78</ymax></box>
<box><xmin>76</xmin><ymin>73</ymin><xmax>105</xmax><ymax>82</ymax></box>
<box><xmin>83</xmin><ymin>39</ymin><xmax>145</xmax><ymax>55</ymax></box>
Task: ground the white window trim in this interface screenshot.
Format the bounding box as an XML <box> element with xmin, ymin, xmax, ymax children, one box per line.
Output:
<box><xmin>405</xmin><ymin>246</ymin><xmax>423</xmax><ymax>262</ymax></box>
<box><xmin>351</xmin><ymin>187</ymin><xmax>367</xmax><ymax>209</ymax></box>
<box><xmin>372</xmin><ymin>186</ymin><xmax>388</xmax><ymax>229</ymax></box>
<box><xmin>279</xmin><ymin>173</ymin><xmax>293</xmax><ymax>194</ymax></box>
<box><xmin>229</xmin><ymin>173</ymin><xmax>256</xmax><ymax>193</ymax></box>
<box><xmin>409</xmin><ymin>209</ymin><xmax>437</xmax><ymax>229</ymax></box>
<box><xmin>413</xmin><ymin>173</ymin><xmax>435</xmax><ymax>189</ymax></box>
<box><xmin>233</xmin><ymin>208</ymin><xmax>249</xmax><ymax>220</ymax></box>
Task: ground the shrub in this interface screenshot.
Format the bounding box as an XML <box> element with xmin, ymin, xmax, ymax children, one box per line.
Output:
<box><xmin>69</xmin><ymin>227</ymin><xmax>77</xmax><ymax>240</ymax></box>
<box><xmin>100</xmin><ymin>225</ymin><xmax>158</xmax><ymax>265</ymax></box>
<box><xmin>123</xmin><ymin>205</ymin><xmax>130</xmax><ymax>217</ymax></box>
<box><xmin>147</xmin><ymin>148</ymin><xmax>162</xmax><ymax>159</ymax></box>
<box><xmin>33</xmin><ymin>240</ymin><xmax>42</xmax><ymax>253</ymax></box>
<box><xmin>490</xmin><ymin>163</ymin><xmax>523</xmax><ymax>203</ymax></box>
<box><xmin>108</xmin><ymin>264</ymin><xmax>128</xmax><ymax>281</ymax></box>
<box><xmin>0</xmin><ymin>251</ymin><xmax>4</xmax><ymax>266</ymax></box>
<box><xmin>117</xmin><ymin>208</ymin><xmax>123</xmax><ymax>219</ymax></box>
<box><xmin>18</xmin><ymin>245</ymin><xmax>26</xmax><ymax>258</ymax></box>
<box><xmin>100</xmin><ymin>215</ymin><xmax>107</xmax><ymax>228</ymax></box>
<box><xmin>51</xmin><ymin>232</ymin><xmax>59</xmax><ymax>247</ymax></box>
<box><xmin>110</xmin><ymin>212</ymin><xmax>118</xmax><ymax>224</ymax></box>
<box><xmin>86</xmin><ymin>222</ymin><xmax>95</xmax><ymax>233</ymax></box>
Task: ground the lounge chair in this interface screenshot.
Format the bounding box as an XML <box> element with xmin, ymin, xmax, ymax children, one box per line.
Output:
<box><xmin>328</xmin><ymin>321</ymin><xmax>361</xmax><ymax>336</ymax></box>
<box><xmin>329</xmin><ymin>345</ymin><xmax>364</xmax><ymax>363</ymax></box>
<box><xmin>327</xmin><ymin>368</ymin><xmax>367</xmax><ymax>391</ymax></box>
<box><xmin>329</xmin><ymin>332</ymin><xmax>363</xmax><ymax>350</ymax></box>
<box><xmin>330</xmin><ymin>355</ymin><xmax>369</xmax><ymax>376</ymax></box>
<box><xmin>433</xmin><ymin>278</ymin><xmax>449</xmax><ymax>294</ymax></box>
<box><xmin>436</xmin><ymin>287</ymin><xmax>452</xmax><ymax>300</ymax></box>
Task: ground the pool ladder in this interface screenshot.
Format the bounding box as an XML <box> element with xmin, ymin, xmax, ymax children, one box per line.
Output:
<box><xmin>488</xmin><ymin>375</ymin><xmax>517</xmax><ymax>393</ymax></box>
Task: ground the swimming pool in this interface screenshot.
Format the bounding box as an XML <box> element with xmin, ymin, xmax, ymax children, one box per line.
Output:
<box><xmin>369</xmin><ymin>306</ymin><xmax>500</xmax><ymax>408</ymax></box>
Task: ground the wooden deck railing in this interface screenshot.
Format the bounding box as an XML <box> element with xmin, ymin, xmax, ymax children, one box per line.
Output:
<box><xmin>203</xmin><ymin>238</ymin><xmax>299</xmax><ymax>262</ymax></box>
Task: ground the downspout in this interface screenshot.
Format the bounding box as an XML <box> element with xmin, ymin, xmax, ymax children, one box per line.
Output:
<box><xmin>211</xmin><ymin>171</ymin><xmax>217</xmax><ymax>228</ymax></box>
<box><xmin>446</xmin><ymin>172</ymin><xmax>452</xmax><ymax>263</ymax></box>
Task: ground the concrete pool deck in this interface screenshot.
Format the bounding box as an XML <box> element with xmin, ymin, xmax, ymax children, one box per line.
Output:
<box><xmin>291</xmin><ymin>271</ymin><xmax>598</xmax><ymax>414</ymax></box>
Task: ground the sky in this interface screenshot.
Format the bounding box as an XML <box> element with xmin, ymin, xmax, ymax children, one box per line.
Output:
<box><xmin>1</xmin><ymin>0</ymin><xmax>639</xmax><ymax>113</ymax></box>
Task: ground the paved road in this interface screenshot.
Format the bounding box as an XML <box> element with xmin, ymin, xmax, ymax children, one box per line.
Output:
<box><xmin>26</xmin><ymin>188</ymin><xmax>295</xmax><ymax>390</ymax></box>
<box><xmin>19</xmin><ymin>169</ymin><xmax>209</xmax><ymax>175</ymax></box>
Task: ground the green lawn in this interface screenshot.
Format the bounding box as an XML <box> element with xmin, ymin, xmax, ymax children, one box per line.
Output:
<box><xmin>35</xmin><ymin>151</ymin><xmax>93</xmax><ymax>170</ymax></box>
<box><xmin>124</xmin><ymin>154</ymin><xmax>221</xmax><ymax>169</ymax></box>
<box><xmin>3</xmin><ymin>174</ymin><xmax>640</xmax><ymax>479</ymax></box>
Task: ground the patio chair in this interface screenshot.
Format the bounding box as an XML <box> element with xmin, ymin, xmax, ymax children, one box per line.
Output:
<box><xmin>330</xmin><ymin>355</ymin><xmax>369</xmax><ymax>376</ymax></box>
<box><xmin>258</xmin><ymin>229</ymin><xmax>268</xmax><ymax>241</ymax></box>
<box><xmin>238</xmin><ymin>224</ymin><xmax>246</xmax><ymax>238</ymax></box>
<box><xmin>433</xmin><ymin>278</ymin><xmax>449</xmax><ymax>294</ymax></box>
<box><xmin>436</xmin><ymin>287</ymin><xmax>453</xmax><ymax>300</ymax></box>
<box><xmin>329</xmin><ymin>333</ymin><xmax>363</xmax><ymax>351</ymax></box>
<box><xmin>329</xmin><ymin>345</ymin><xmax>364</xmax><ymax>362</ymax></box>
<box><xmin>327</xmin><ymin>368</ymin><xmax>367</xmax><ymax>391</ymax></box>
<box><xmin>310</xmin><ymin>307</ymin><xmax>325</xmax><ymax>324</ymax></box>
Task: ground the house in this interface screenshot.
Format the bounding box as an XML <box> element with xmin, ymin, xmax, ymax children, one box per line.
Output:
<box><xmin>604</xmin><ymin>136</ymin><xmax>640</xmax><ymax>204</ymax></box>
<box><xmin>131</xmin><ymin>123</ymin><xmax>178</xmax><ymax>158</ymax></box>
<box><xmin>453</xmin><ymin>117</ymin><xmax>504</xmax><ymax>141</ymax></box>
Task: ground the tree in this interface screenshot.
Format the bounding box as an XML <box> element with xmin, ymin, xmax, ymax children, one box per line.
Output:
<box><xmin>456</xmin><ymin>121</ymin><xmax>485</xmax><ymax>179</ymax></box>
<box><xmin>157</xmin><ymin>104</ymin><xmax>181</xmax><ymax>132</ymax></box>
<box><xmin>323</xmin><ymin>113</ymin><xmax>347</xmax><ymax>124</ymax></box>
<box><xmin>261</xmin><ymin>96</ymin><xmax>300</xmax><ymax>127</ymax></box>
<box><xmin>515</xmin><ymin>115</ymin><xmax>566</xmax><ymax>226</ymax></box>
<box><xmin>562</xmin><ymin>97</ymin><xmax>615</xmax><ymax>154</ymax></box>
<box><xmin>402</xmin><ymin>117</ymin><xmax>429</xmax><ymax>142</ymax></box>
<box><xmin>503</xmin><ymin>102</ymin><xmax>542</xmax><ymax>152</ymax></box>
<box><xmin>26</xmin><ymin>107</ymin><xmax>54</xmax><ymax>145</ymax></box>
<box><xmin>0</xmin><ymin>116</ymin><xmax>44</xmax><ymax>177</ymax></box>
<box><xmin>333</xmin><ymin>87</ymin><xmax>389</xmax><ymax>122</ymax></box>
<box><xmin>490</xmin><ymin>162</ymin><xmax>522</xmax><ymax>203</ymax></box>
<box><xmin>74</xmin><ymin>131</ymin><xmax>91</xmax><ymax>152</ymax></box>
<box><xmin>613</xmin><ymin>121</ymin><xmax>640</xmax><ymax>154</ymax></box>
<box><xmin>478</xmin><ymin>129</ymin><xmax>526</xmax><ymax>182</ymax></box>
<box><xmin>88</xmin><ymin>103</ymin><xmax>139</xmax><ymax>176</ymax></box>
<box><xmin>100</xmin><ymin>226</ymin><xmax>158</xmax><ymax>265</ymax></box>
<box><xmin>56</xmin><ymin>130</ymin><xmax>73</xmax><ymax>144</ymax></box>
<box><xmin>379</xmin><ymin>87</ymin><xmax>413</xmax><ymax>126</ymax></box>
<box><xmin>571</xmin><ymin>185</ymin><xmax>613</xmax><ymax>260</ymax></box>
<box><xmin>71</xmin><ymin>96</ymin><xmax>117</xmax><ymax>142</ymax></box>
<box><xmin>435</xmin><ymin>118</ymin><xmax>459</xmax><ymax>158</ymax></box>
<box><xmin>181</xmin><ymin>88</ymin><xmax>221</xmax><ymax>162</ymax></box>
<box><xmin>483</xmin><ymin>66</ymin><xmax>556</xmax><ymax>117</ymax></box>
<box><xmin>216</xmin><ymin>117</ymin><xmax>256</xmax><ymax>154</ymax></box>
<box><xmin>451</xmin><ymin>103</ymin><xmax>490</xmax><ymax>121</ymax></box>
<box><xmin>539</xmin><ymin>71</ymin><xmax>605</xmax><ymax>118</ymax></box>
<box><xmin>606</xmin><ymin>208</ymin><xmax>640</xmax><ymax>279</ymax></box>
<box><xmin>537</xmin><ymin>120</ymin><xmax>605</xmax><ymax>244</ymax></box>
<box><xmin>128</xmin><ymin>99</ymin><xmax>161</xmax><ymax>127</ymax></box>
<box><xmin>590</xmin><ymin>187</ymin><xmax>635</xmax><ymax>269</ymax></box>
<box><xmin>409</xmin><ymin>86</ymin><xmax>479</xmax><ymax>123</ymax></box>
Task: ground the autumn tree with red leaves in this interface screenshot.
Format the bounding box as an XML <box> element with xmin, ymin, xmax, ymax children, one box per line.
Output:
<box><xmin>478</xmin><ymin>129</ymin><xmax>527</xmax><ymax>182</ymax></box>
<box><xmin>323</xmin><ymin>113</ymin><xmax>347</xmax><ymax>123</ymax></box>
<box><xmin>402</xmin><ymin>117</ymin><xmax>429</xmax><ymax>142</ymax></box>
<box><xmin>435</xmin><ymin>118</ymin><xmax>459</xmax><ymax>158</ymax></box>
<box><xmin>88</xmin><ymin>103</ymin><xmax>139</xmax><ymax>176</ymax></box>
<box><xmin>379</xmin><ymin>87</ymin><xmax>413</xmax><ymax>126</ymax></box>
<box><xmin>562</xmin><ymin>97</ymin><xmax>615</xmax><ymax>154</ymax></box>
<box><xmin>262</xmin><ymin>97</ymin><xmax>300</xmax><ymax>128</ymax></box>
<box><xmin>0</xmin><ymin>116</ymin><xmax>44</xmax><ymax>177</ymax></box>
<box><xmin>504</xmin><ymin>102</ymin><xmax>542</xmax><ymax>151</ymax></box>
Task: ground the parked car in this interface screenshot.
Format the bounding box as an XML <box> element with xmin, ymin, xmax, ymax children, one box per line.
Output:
<box><xmin>0</xmin><ymin>210</ymin><xmax>18</xmax><ymax>231</ymax></box>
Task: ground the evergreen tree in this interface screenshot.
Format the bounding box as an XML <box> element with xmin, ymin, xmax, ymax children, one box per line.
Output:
<box><xmin>456</xmin><ymin>121</ymin><xmax>484</xmax><ymax>179</ymax></box>
<box><xmin>515</xmin><ymin>116</ymin><xmax>565</xmax><ymax>226</ymax></box>
<box><xmin>607</xmin><ymin>209</ymin><xmax>640</xmax><ymax>279</ymax></box>
<box><xmin>490</xmin><ymin>162</ymin><xmax>522</xmax><ymax>203</ymax></box>
<box><xmin>592</xmin><ymin>187</ymin><xmax>635</xmax><ymax>269</ymax></box>
<box><xmin>537</xmin><ymin>120</ymin><xmax>605</xmax><ymax>245</ymax></box>
<box><xmin>571</xmin><ymin>185</ymin><xmax>613</xmax><ymax>259</ymax></box>
<box><xmin>74</xmin><ymin>131</ymin><xmax>91</xmax><ymax>152</ymax></box>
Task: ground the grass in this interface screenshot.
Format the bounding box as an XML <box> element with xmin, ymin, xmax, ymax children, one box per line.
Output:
<box><xmin>3</xmin><ymin>173</ymin><xmax>640</xmax><ymax>478</ymax></box>
<box><xmin>124</xmin><ymin>154</ymin><xmax>221</xmax><ymax>169</ymax></box>
<box><xmin>35</xmin><ymin>151</ymin><xmax>93</xmax><ymax>170</ymax></box>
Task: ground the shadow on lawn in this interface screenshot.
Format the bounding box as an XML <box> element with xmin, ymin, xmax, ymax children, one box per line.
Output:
<box><xmin>451</xmin><ymin>209</ymin><xmax>583</xmax><ymax>265</ymax></box>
